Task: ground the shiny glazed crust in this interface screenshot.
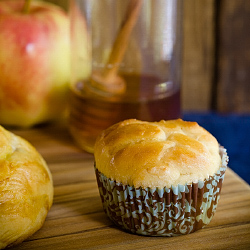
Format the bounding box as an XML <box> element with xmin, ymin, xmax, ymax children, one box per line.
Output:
<box><xmin>0</xmin><ymin>126</ymin><xmax>53</xmax><ymax>249</ymax></box>
<box><xmin>94</xmin><ymin>119</ymin><xmax>222</xmax><ymax>188</ymax></box>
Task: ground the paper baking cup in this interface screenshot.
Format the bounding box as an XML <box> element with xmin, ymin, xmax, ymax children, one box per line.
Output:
<box><xmin>95</xmin><ymin>147</ymin><xmax>228</xmax><ymax>236</ymax></box>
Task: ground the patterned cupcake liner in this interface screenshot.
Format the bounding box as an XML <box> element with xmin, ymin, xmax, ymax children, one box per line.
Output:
<box><xmin>95</xmin><ymin>147</ymin><xmax>228</xmax><ymax>236</ymax></box>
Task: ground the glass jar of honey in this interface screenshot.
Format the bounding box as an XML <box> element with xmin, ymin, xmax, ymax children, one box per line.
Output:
<box><xmin>69</xmin><ymin>0</ymin><xmax>183</xmax><ymax>153</ymax></box>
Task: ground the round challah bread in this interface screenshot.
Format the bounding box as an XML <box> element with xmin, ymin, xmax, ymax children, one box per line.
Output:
<box><xmin>94</xmin><ymin>119</ymin><xmax>222</xmax><ymax>188</ymax></box>
<box><xmin>93</xmin><ymin>119</ymin><xmax>228</xmax><ymax>236</ymax></box>
<box><xmin>0</xmin><ymin>125</ymin><xmax>53</xmax><ymax>249</ymax></box>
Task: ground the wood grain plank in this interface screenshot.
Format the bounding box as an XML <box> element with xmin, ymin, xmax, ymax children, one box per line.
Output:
<box><xmin>10</xmin><ymin>122</ymin><xmax>93</xmax><ymax>163</ymax></box>
<box><xmin>8</xmin><ymin>124</ymin><xmax>250</xmax><ymax>250</ymax></box>
<box><xmin>10</xmin><ymin>165</ymin><xmax>250</xmax><ymax>250</ymax></box>
<box><xmin>50</xmin><ymin>161</ymin><xmax>95</xmax><ymax>186</ymax></box>
<box><xmin>12</xmin><ymin>222</ymin><xmax>250</xmax><ymax>250</ymax></box>
<box><xmin>27</xmin><ymin>212</ymin><xmax>112</xmax><ymax>241</ymax></box>
<box><xmin>182</xmin><ymin>0</ymin><xmax>215</xmax><ymax>111</ymax></box>
<box><xmin>216</xmin><ymin>0</ymin><xmax>250</xmax><ymax>113</ymax></box>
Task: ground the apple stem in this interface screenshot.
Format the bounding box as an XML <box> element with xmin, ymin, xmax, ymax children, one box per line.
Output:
<box><xmin>22</xmin><ymin>0</ymin><xmax>32</xmax><ymax>14</ymax></box>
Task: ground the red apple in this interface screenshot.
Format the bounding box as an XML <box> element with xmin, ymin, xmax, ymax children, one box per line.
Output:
<box><xmin>0</xmin><ymin>0</ymin><xmax>70</xmax><ymax>127</ymax></box>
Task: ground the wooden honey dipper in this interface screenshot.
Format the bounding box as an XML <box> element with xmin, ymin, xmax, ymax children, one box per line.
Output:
<box><xmin>90</xmin><ymin>0</ymin><xmax>143</xmax><ymax>94</ymax></box>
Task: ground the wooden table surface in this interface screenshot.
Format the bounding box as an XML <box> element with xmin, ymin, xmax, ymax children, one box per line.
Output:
<box><xmin>9</xmin><ymin>122</ymin><xmax>250</xmax><ymax>250</ymax></box>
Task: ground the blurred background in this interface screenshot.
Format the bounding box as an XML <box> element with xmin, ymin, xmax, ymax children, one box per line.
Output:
<box><xmin>47</xmin><ymin>0</ymin><xmax>250</xmax><ymax>114</ymax></box>
<box><xmin>46</xmin><ymin>0</ymin><xmax>250</xmax><ymax>184</ymax></box>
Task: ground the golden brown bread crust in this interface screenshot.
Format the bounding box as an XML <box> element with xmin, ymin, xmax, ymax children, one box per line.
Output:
<box><xmin>94</xmin><ymin>119</ymin><xmax>222</xmax><ymax>188</ymax></box>
<box><xmin>0</xmin><ymin>126</ymin><xmax>53</xmax><ymax>249</ymax></box>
